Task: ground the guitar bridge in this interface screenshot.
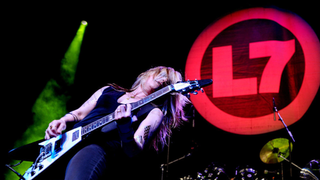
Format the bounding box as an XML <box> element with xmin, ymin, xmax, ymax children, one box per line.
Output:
<box><xmin>40</xmin><ymin>142</ymin><xmax>52</xmax><ymax>161</ymax></box>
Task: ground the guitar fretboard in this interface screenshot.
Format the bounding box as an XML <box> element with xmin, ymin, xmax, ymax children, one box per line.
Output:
<box><xmin>81</xmin><ymin>85</ymin><xmax>172</xmax><ymax>136</ymax></box>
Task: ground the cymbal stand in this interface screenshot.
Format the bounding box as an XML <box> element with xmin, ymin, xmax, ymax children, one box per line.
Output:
<box><xmin>274</xmin><ymin>98</ymin><xmax>295</xmax><ymax>179</ymax></box>
<box><xmin>278</xmin><ymin>155</ymin><xmax>320</xmax><ymax>180</ymax></box>
<box><xmin>278</xmin><ymin>154</ymin><xmax>301</xmax><ymax>170</ymax></box>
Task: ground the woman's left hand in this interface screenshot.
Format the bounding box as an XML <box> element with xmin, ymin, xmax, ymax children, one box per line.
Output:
<box><xmin>114</xmin><ymin>104</ymin><xmax>132</xmax><ymax>122</ymax></box>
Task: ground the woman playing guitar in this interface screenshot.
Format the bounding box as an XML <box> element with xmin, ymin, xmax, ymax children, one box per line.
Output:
<box><xmin>44</xmin><ymin>66</ymin><xmax>190</xmax><ymax>180</ymax></box>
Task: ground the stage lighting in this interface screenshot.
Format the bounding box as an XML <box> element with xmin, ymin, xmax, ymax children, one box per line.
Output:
<box><xmin>5</xmin><ymin>21</ymin><xmax>88</xmax><ymax>180</ymax></box>
<box><xmin>81</xmin><ymin>20</ymin><xmax>88</xmax><ymax>25</ymax></box>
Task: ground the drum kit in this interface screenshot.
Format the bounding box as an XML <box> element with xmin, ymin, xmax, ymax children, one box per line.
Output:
<box><xmin>178</xmin><ymin>99</ymin><xmax>319</xmax><ymax>180</ymax></box>
<box><xmin>179</xmin><ymin>138</ymin><xmax>319</xmax><ymax>180</ymax></box>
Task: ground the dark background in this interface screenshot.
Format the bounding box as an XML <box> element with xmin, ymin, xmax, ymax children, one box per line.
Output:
<box><xmin>3</xmin><ymin>2</ymin><xmax>319</xmax><ymax>180</ymax></box>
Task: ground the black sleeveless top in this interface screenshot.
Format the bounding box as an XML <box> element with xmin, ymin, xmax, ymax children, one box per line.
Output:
<box><xmin>74</xmin><ymin>87</ymin><xmax>125</xmax><ymax>128</ymax></box>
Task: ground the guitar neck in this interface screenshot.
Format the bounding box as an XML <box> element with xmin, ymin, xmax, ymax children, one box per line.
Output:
<box><xmin>81</xmin><ymin>85</ymin><xmax>173</xmax><ymax>136</ymax></box>
<box><xmin>131</xmin><ymin>85</ymin><xmax>172</xmax><ymax>110</ymax></box>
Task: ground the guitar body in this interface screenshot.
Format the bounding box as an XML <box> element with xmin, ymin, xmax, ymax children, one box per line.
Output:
<box><xmin>23</xmin><ymin>127</ymin><xmax>82</xmax><ymax>180</ymax></box>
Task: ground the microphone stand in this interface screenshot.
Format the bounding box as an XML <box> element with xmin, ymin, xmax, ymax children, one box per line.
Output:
<box><xmin>160</xmin><ymin>104</ymin><xmax>196</xmax><ymax>180</ymax></box>
<box><xmin>160</xmin><ymin>153</ymin><xmax>192</xmax><ymax>180</ymax></box>
<box><xmin>273</xmin><ymin>98</ymin><xmax>295</xmax><ymax>179</ymax></box>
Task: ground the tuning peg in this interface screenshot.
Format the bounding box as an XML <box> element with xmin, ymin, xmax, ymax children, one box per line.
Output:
<box><xmin>195</xmin><ymin>79</ymin><xmax>200</xmax><ymax>87</ymax></box>
<box><xmin>192</xmin><ymin>91</ymin><xmax>198</xmax><ymax>95</ymax></box>
<box><xmin>200</xmin><ymin>88</ymin><xmax>204</xmax><ymax>93</ymax></box>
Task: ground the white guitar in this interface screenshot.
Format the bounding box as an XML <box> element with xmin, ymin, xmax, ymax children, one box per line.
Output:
<box><xmin>9</xmin><ymin>79</ymin><xmax>212</xmax><ymax>180</ymax></box>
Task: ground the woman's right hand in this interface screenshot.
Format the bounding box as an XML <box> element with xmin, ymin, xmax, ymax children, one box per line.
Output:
<box><xmin>45</xmin><ymin>119</ymin><xmax>67</xmax><ymax>140</ymax></box>
<box><xmin>43</xmin><ymin>86</ymin><xmax>108</xmax><ymax>140</ymax></box>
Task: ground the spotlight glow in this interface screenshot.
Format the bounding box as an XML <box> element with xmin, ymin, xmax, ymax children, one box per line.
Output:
<box><xmin>5</xmin><ymin>21</ymin><xmax>88</xmax><ymax>180</ymax></box>
<box><xmin>81</xmin><ymin>20</ymin><xmax>88</xmax><ymax>25</ymax></box>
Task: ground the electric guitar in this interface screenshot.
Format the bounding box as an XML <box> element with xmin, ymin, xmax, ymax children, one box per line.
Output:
<box><xmin>18</xmin><ymin>79</ymin><xmax>212</xmax><ymax>180</ymax></box>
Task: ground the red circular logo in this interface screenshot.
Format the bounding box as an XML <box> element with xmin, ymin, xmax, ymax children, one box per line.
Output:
<box><xmin>185</xmin><ymin>7</ymin><xmax>320</xmax><ymax>135</ymax></box>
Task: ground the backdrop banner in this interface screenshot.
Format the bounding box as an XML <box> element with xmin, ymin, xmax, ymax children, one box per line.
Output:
<box><xmin>185</xmin><ymin>7</ymin><xmax>320</xmax><ymax>135</ymax></box>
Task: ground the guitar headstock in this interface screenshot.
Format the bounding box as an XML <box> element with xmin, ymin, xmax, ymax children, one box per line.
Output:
<box><xmin>172</xmin><ymin>79</ymin><xmax>212</xmax><ymax>95</ymax></box>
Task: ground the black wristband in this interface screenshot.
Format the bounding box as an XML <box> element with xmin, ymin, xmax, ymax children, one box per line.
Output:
<box><xmin>117</xmin><ymin>117</ymin><xmax>134</xmax><ymax>143</ymax></box>
<box><xmin>117</xmin><ymin>117</ymin><xmax>132</xmax><ymax>133</ymax></box>
<box><xmin>116</xmin><ymin>117</ymin><xmax>141</xmax><ymax>157</ymax></box>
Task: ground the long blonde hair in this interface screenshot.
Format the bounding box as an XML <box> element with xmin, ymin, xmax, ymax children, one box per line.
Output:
<box><xmin>110</xmin><ymin>66</ymin><xmax>190</xmax><ymax>151</ymax></box>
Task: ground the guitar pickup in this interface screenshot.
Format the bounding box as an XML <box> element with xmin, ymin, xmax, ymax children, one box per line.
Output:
<box><xmin>54</xmin><ymin>139</ymin><xmax>62</xmax><ymax>153</ymax></box>
<box><xmin>72</xmin><ymin>129</ymin><xmax>80</xmax><ymax>142</ymax></box>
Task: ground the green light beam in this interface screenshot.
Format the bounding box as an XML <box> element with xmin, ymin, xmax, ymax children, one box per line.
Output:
<box><xmin>6</xmin><ymin>21</ymin><xmax>87</xmax><ymax>180</ymax></box>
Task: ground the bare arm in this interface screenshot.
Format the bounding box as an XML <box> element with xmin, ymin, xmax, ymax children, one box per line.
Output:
<box><xmin>114</xmin><ymin>104</ymin><xmax>163</xmax><ymax>156</ymax></box>
<box><xmin>69</xmin><ymin>86</ymin><xmax>108</xmax><ymax>120</ymax></box>
<box><xmin>133</xmin><ymin>108</ymin><xmax>163</xmax><ymax>150</ymax></box>
<box><xmin>45</xmin><ymin>86</ymin><xmax>109</xmax><ymax>139</ymax></box>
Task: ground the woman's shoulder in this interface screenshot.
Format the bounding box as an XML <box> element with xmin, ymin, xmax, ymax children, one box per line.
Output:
<box><xmin>149</xmin><ymin>107</ymin><xmax>163</xmax><ymax>117</ymax></box>
<box><xmin>136</xmin><ymin>104</ymin><xmax>162</xmax><ymax>119</ymax></box>
<box><xmin>100</xmin><ymin>86</ymin><xmax>110</xmax><ymax>92</ymax></box>
<box><xmin>100</xmin><ymin>86</ymin><xmax>121</xmax><ymax>93</ymax></box>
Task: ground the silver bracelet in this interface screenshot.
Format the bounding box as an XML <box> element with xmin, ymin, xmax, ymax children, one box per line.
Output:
<box><xmin>66</xmin><ymin>112</ymin><xmax>79</xmax><ymax>121</ymax></box>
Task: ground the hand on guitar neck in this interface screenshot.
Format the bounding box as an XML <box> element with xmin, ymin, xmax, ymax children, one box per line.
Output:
<box><xmin>114</xmin><ymin>104</ymin><xmax>132</xmax><ymax>123</ymax></box>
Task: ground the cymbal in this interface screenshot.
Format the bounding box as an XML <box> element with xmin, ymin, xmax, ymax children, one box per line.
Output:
<box><xmin>260</xmin><ymin>138</ymin><xmax>293</xmax><ymax>164</ymax></box>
